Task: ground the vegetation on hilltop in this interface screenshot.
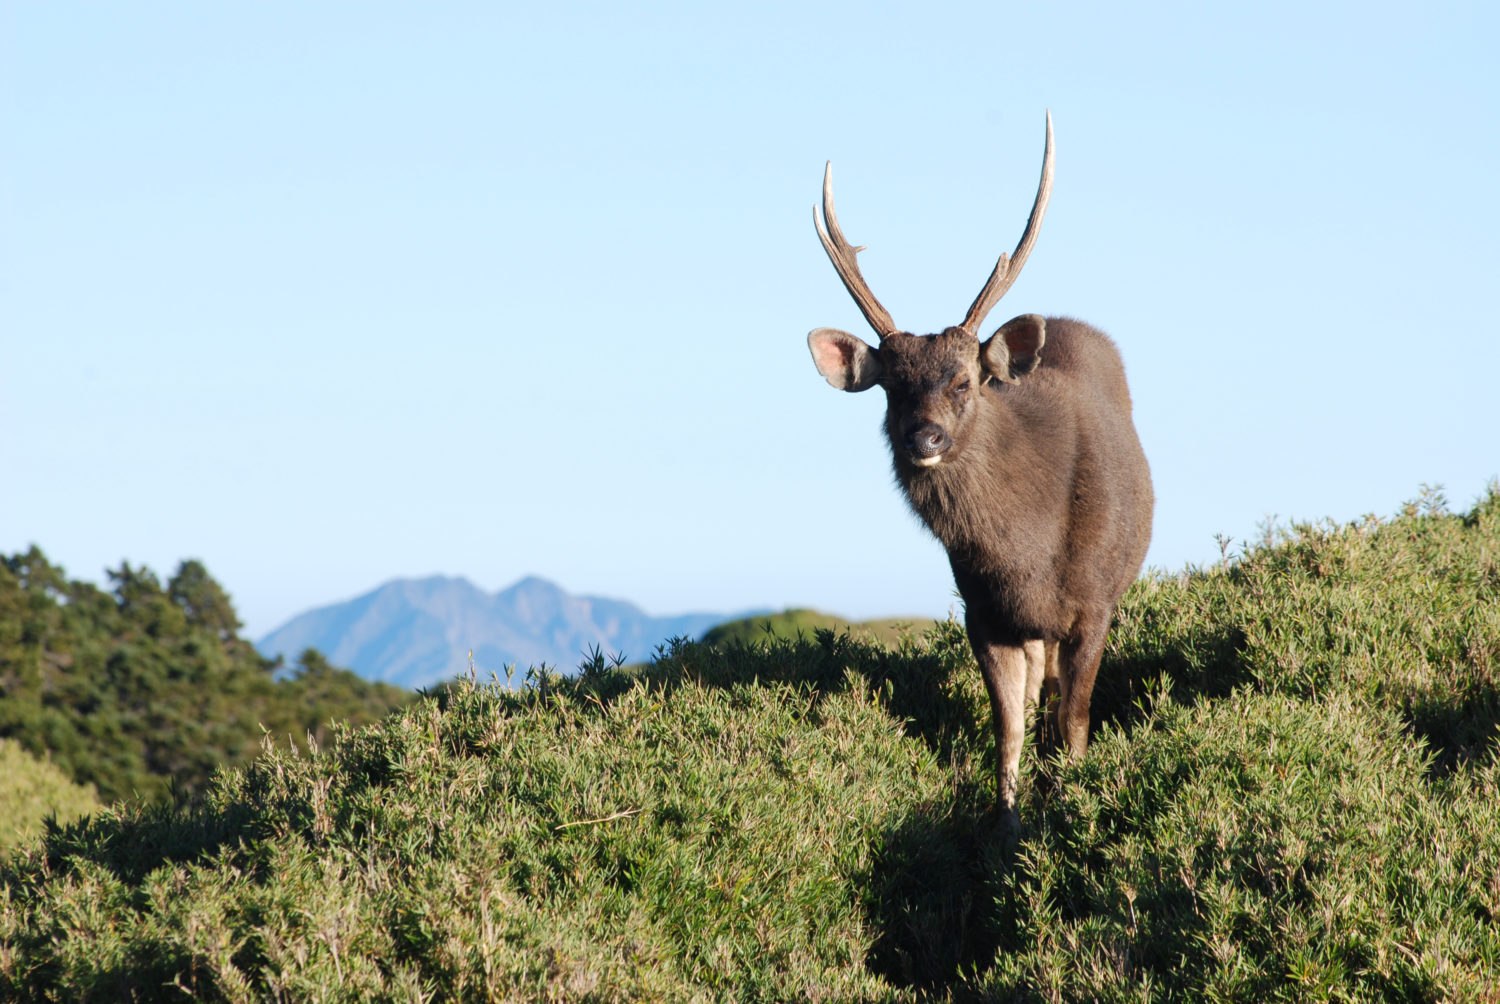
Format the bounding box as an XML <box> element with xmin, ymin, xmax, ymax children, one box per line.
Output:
<box><xmin>2</xmin><ymin>485</ymin><xmax>1498</xmax><ymax>1000</ymax></box>
<box><xmin>701</xmin><ymin>608</ymin><xmax>939</xmax><ymax>649</ymax></box>
<box><xmin>0</xmin><ymin>548</ymin><xmax>413</xmax><ymax>805</ymax></box>
<box><xmin>0</xmin><ymin>739</ymin><xmax>99</xmax><ymax>853</ymax></box>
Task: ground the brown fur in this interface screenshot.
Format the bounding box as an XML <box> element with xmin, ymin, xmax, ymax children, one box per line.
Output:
<box><xmin>893</xmin><ymin>319</ymin><xmax>1151</xmax><ymax>641</ymax></box>
<box><xmin>809</xmin><ymin>315</ymin><xmax>1153</xmax><ymax>824</ymax></box>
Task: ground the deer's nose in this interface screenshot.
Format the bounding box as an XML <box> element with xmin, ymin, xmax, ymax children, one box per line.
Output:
<box><xmin>906</xmin><ymin>423</ymin><xmax>952</xmax><ymax>460</ymax></box>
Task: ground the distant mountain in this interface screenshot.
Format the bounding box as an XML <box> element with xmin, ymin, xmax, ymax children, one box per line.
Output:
<box><xmin>257</xmin><ymin>576</ymin><xmax>759</xmax><ymax>689</ymax></box>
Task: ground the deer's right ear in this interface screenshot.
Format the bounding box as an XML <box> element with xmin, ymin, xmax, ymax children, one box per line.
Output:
<box><xmin>808</xmin><ymin>328</ymin><xmax>882</xmax><ymax>392</ymax></box>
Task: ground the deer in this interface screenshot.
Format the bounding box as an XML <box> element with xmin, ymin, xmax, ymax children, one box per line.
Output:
<box><xmin>806</xmin><ymin>113</ymin><xmax>1153</xmax><ymax>828</ymax></box>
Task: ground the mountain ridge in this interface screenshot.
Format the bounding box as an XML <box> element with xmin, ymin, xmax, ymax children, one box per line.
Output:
<box><xmin>257</xmin><ymin>575</ymin><xmax>761</xmax><ymax>688</ymax></box>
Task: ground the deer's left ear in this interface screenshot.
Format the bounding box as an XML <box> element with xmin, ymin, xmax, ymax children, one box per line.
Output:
<box><xmin>981</xmin><ymin>314</ymin><xmax>1046</xmax><ymax>384</ymax></box>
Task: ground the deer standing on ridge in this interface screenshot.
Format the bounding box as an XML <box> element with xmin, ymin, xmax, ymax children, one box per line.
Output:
<box><xmin>806</xmin><ymin>114</ymin><xmax>1153</xmax><ymax>826</ymax></box>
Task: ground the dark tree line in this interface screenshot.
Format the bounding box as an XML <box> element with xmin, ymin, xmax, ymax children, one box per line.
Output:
<box><xmin>0</xmin><ymin>547</ymin><xmax>411</xmax><ymax>804</ymax></box>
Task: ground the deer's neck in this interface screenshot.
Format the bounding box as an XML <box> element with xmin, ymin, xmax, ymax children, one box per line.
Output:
<box><xmin>896</xmin><ymin>400</ymin><xmax>1060</xmax><ymax>572</ymax></box>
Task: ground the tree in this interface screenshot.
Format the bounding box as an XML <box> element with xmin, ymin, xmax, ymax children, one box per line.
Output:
<box><xmin>167</xmin><ymin>560</ymin><xmax>241</xmax><ymax>639</ymax></box>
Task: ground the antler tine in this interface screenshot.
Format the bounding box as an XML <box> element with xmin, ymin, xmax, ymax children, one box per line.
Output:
<box><xmin>960</xmin><ymin>111</ymin><xmax>1055</xmax><ymax>337</ymax></box>
<box><xmin>814</xmin><ymin>162</ymin><xmax>899</xmax><ymax>340</ymax></box>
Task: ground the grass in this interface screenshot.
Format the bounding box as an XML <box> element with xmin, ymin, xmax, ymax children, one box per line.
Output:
<box><xmin>2</xmin><ymin>484</ymin><xmax>1498</xmax><ymax>1001</ymax></box>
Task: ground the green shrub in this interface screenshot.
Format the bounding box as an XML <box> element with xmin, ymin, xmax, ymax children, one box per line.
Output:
<box><xmin>0</xmin><ymin>663</ymin><xmax>981</xmax><ymax>1001</ymax></box>
<box><xmin>0</xmin><ymin>739</ymin><xmax>99</xmax><ymax>854</ymax></box>
<box><xmin>982</xmin><ymin>687</ymin><xmax>1500</xmax><ymax>1001</ymax></box>
<box><xmin>1099</xmin><ymin>483</ymin><xmax>1500</xmax><ymax>770</ymax></box>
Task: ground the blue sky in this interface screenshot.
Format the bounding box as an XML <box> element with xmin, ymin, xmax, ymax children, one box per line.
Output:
<box><xmin>4</xmin><ymin>2</ymin><xmax>1497</xmax><ymax>642</ymax></box>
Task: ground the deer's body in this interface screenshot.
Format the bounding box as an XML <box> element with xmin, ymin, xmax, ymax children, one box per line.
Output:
<box><xmin>898</xmin><ymin>318</ymin><xmax>1150</xmax><ymax>644</ymax></box>
<box><xmin>806</xmin><ymin>116</ymin><xmax>1153</xmax><ymax>824</ymax></box>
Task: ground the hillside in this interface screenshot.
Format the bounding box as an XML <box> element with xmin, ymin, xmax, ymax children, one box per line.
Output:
<box><xmin>257</xmin><ymin>574</ymin><xmax>760</xmax><ymax>688</ymax></box>
<box><xmin>4</xmin><ymin>485</ymin><xmax>1499</xmax><ymax>999</ymax></box>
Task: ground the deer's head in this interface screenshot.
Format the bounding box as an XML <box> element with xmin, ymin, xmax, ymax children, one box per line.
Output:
<box><xmin>808</xmin><ymin>113</ymin><xmax>1054</xmax><ymax>470</ymax></box>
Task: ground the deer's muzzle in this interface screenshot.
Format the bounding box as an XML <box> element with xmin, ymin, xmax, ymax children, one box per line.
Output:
<box><xmin>906</xmin><ymin>423</ymin><xmax>952</xmax><ymax>467</ymax></box>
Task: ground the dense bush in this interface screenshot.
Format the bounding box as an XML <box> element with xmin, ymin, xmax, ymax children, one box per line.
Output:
<box><xmin>2</xmin><ymin>486</ymin><xmax>1497</xmax><ymax>1000</ymax></box>
<box><xmin>985</xmin><ymin>688</ymin><xmax>1500</xmax><ymax>1000</ymax></box>
<box><xmin>1097</xmin><ymin>484</ymin><xmax>1500</xmax><ymax>769</ymax></box>
<box><xmin>0</xmin><ymin>668</ymin><xmax>969</xmax><ymax>1000</ymax></box>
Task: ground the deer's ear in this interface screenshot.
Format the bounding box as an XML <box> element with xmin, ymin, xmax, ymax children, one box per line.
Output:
<box><xmin>981</xmin><ymin>314</ymin><xmax>1046</xmax><ymax>384</ymax></box>
<box><xmin>808</xmin><ymin>328</ymin><xmax>882</xmax><ymax>392</ymax></box>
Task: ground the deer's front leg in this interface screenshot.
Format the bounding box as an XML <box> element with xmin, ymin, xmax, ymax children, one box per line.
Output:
<box><xmin>971</xmin><ymin>635</ymin><xmax>1029</xmax><ymax>825</ymax></box>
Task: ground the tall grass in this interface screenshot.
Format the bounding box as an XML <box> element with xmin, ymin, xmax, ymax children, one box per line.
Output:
<box><xmin>2</xmin><ymin>485</ymin><xmax>1497</xmax><ymax>1001</ymax></box>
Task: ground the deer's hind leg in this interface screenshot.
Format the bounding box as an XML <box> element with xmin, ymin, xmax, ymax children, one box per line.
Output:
<box><xmin>1058</xmin><ymin>618</ymin><xmax>1109</xmax><ymax>761</ymax></box>
<box><xmin>1031</xmin><ymin>640</ymin><xmax>1063</xmax><ymax>755</ymax></box>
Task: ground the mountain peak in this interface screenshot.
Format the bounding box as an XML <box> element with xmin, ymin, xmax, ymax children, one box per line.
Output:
<box><xmin>258</xmin><ymin>577</ymin><xmax>754</xmax><ymax>689</ymax></box>
<box><xmin>501</xmin><ymin>575</ymin><xmax>568</xmax><ymax>597</ymax></box>
<box><xmin>363</xmin><ymin>574</ymin><xmax>480</xmax><ymax>598</ymax></box>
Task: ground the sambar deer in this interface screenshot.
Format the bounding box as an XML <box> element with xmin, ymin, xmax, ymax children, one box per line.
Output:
<box><xmin>806</xmin><ymin>113</ymin><xmax>1153</xmax><ymax>826</ymax></box>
